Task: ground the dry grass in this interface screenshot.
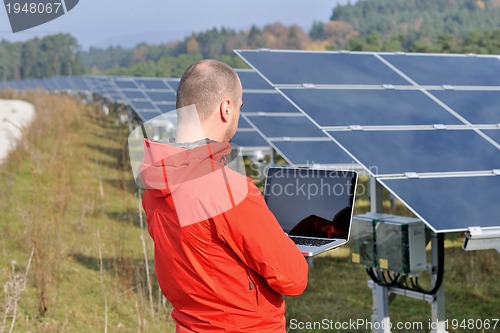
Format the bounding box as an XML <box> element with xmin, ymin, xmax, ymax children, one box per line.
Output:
<box><xmin>0</xmin><ymin>90</ymin><xmax>174</xmax><ymax>332</ymax></box>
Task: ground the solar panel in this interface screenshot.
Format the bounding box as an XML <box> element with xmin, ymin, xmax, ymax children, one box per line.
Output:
<box><xmin>231</xmin><ymin>131</ymin><xmax>268</xmax><ymax>147</ymax></box>
<box><xmin>483</xmin><ymin>130</ymin><xmax>500</xmax><ymax>144</ymax></box>
<box><xmin>238</xmin><ymin>117</ymin><xmax>253</xmax><ymax>129</ymax></box>
<box><xmin>235</xmin><ymin>69</ymin><xmax>273</xmax><ymax>90</ymax></box>
<box><xmin>379</xmin><ymin>175</ymin><xmax>500</xmax><ymax>232</ymax></box>
<box><xmin>122</xmin><ymin>90</ymin><xmax>148</xmax><ymax>100</ymax></box>
<box><xmin>246</xmin><ymin>115</ymin><xmax>325</xmax><ymax>138</ymax></box>
<box><xmin>236</xmin><ymin>50</ymin><xmax>410</xmax><ymax>85</ymax></box>
<box><xmin>270</xmin><ymin>140</ymin><xmax>355</xmax><ymax>166</ymax></box>
<box><xmin>135</xmin><ymin>78</ymin><xmax>170</xmax><ymax>90</ymax></box>
<box><xmin>146</xmin><ymin>91</ymin><xmax>176</xmax><ymax>103</ymax></box>
<box><xmin>282</xmin><ymin>88</ymin><xmax>465</xmax><ymax>127</ymax></box>
<box><xmin>430</xmin><ymin>90</ymin><xmax>500</xmax><ymax>125</ymax></box>
<box><xmin>114</xmin><ymin>80</ymin><xmax>138</xmax><ymax>89</ymax></box>
<box><xmin>241</xmin><ymin>92</ymin><xmax>301</xmax><ymax>114</ymax></box>
<box><xmin>53</xmin><ymin>77</ymin><xmax>71</xmax><ymax>90</ymax></box>
<box><xmin>382</xmin><ymin>54</ymin><xmax>500</xmax><ymax>86</ymax></box>
<box><xmin>71</xmin><ymin>77</ymin><xmax>91</xmax><ymax>91</ymax></box>
<box><xmin>166</xmin><ymin>79</ymin><xmax>180</xmax><ymax>91</ymax></box>
<box><xmin>328</xmin><ymin>129</ymin><xmax>500</xmax><ymax>176</ymax></box>
<box><xmin>108</xmin><ymin>93</ymin><xmax>125</xmax><ymax>102</ymax></box>
<box><xmin>136</xmin><ymin>111</ymin><xmax>162</xmax><ymax>122</ymax></box>
<box><xmin>156</xmin><ymin>103</ymin><xmax>176</xmax><ymax>113</ymax></box>
<box><xmin>130</xmin><ymin>100</ymin><xmax>157</xmax><ymax>110</ymax></box>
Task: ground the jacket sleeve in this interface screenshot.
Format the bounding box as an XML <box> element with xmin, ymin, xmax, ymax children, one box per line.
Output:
<box><xmin>216</xmin><ymin>177</ymin><xmax>308</xmax><ymax>296</ymax></box>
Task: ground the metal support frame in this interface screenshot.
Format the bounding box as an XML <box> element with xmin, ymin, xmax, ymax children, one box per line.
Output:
<box><xmin>430</xmin><ymin>233</ymin><xmax>447</xmax><ymax>333</ymax></box>
<box><xmin>369</xmin><ymin>176</ymin><xmax>448</xmax><ymax>333</ymax></box>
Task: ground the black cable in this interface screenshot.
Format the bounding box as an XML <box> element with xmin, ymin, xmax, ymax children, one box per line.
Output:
<box><xmin>416</xmin><ymin>233</ymin><xmax>445</xmax><ymax>295</ymax></box>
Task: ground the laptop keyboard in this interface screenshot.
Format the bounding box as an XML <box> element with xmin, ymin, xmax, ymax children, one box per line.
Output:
<box><xmin>290</xmin><ymin>236</ymin><xmax>334</xmax><ymax>247</ymax></box>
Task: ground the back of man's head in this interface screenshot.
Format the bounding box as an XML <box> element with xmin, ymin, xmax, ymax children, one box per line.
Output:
<box><xmin>176</xmin><ymin>59</ymin><xmax>239</xmax><ymax>121</ymax></box>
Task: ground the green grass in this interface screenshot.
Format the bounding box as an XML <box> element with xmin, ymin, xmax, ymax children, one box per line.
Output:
<box><xmin>1</xmin><ymin>91</ymin><xmax>499</xmax><ymax>333</ymax></box>
<box><xmin>285</xmin><ymin>241</ymin><xmax>500</xmax><ymax>333</ymax></box>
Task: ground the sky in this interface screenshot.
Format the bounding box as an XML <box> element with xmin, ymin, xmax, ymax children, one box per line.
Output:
<box><xmin>0</xmin><ymin>0</ymin><xmax>353</xmax><ymax>50</ymax></box>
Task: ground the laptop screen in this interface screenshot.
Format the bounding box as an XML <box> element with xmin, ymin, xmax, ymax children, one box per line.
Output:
<box><xmin>264</xmin><ymin>168</ymin><xmax>357</xmax><ymax>239</ymax></box>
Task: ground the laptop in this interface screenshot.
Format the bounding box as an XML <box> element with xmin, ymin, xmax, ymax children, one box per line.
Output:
<box><xmin>264</xmin><ymin>167</ymin><xmax>358</xmax><ymax>257</ymax></box>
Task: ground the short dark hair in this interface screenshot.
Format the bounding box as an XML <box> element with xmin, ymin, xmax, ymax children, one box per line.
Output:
<box><xmin>176</xmin><ymin>59</ymin><xmax>240</xmax><ymax>120</ymax></box>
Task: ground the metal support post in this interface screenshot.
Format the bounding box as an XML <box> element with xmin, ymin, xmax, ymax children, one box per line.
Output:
<box><xmin>305</xmin><ymin>256</ymin><xmax>314</xmax><ymax>269</ymax></box>
<box><xmin>371</xmin><ymin>283</ymin><xmax>391</xmax><ymax>333</ymax></box>
<box><xmin>370</xmin><ymin>177</ymin><xmax>384</xmax><ymax>213</ymax></box>
<box><xmin>369</xmin><ymin>176</ymin><xmax>391</xmax><ymax>333</ymax></box>
<box><xmin>430</xmin><ymin>232</ymin><xmax>448</xmax><ymax>333</ymax></box>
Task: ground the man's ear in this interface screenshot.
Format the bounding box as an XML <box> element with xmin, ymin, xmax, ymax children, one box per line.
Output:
<box><xmin>219</xmin><ymin>99</ymin><xmax>231</xmax><ymax>122</ymax></box>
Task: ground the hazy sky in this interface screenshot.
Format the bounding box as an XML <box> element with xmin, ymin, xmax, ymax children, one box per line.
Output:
<box><xmin>0</xmin><ymin>0</ymin><xmax>353</xmax><ymax>49</ymax></box>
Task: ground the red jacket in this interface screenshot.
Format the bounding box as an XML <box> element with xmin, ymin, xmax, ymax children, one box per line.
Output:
<box><xmin>140</xmin><ymin>139</ymin><xmax>308</xmax><ymax>332</ymax></box>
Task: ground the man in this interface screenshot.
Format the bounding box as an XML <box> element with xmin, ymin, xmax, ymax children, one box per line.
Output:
<box><xmin>140</xmin><ymin>59</ymin><xmax>308</xmax><ymax>332</ymax></box>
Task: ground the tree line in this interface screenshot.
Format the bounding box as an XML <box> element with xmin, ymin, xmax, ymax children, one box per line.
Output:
<box><xmin>1</xmin><ymin>0</ymin><xmax>499</xmax><ymax>80</ymax></box>
<box><xmin>0</xmin><ymin>33</ymin><xmax>85</xmax><ymax>81</ymax></box>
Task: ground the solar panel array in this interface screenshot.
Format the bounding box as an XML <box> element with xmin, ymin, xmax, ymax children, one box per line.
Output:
<box><xmin>3</xmin><ymin>51</ymin><xmax>498</xmax><ymax>232</ymax></box>
<box><xmin>235</xmin><ymin>49</ymin><xmax>500</xmax><ymax>233</ymax></box>
<box><xmin>1</xmin><ymin>70</ymin><xmax>357</xmax><ymax>166</ymax></box>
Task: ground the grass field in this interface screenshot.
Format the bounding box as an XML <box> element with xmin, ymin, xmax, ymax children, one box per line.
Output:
<box><xmin>1</xmin><ymin>91</ymin><xmax>499</xmax><ymax>333</ymax></box>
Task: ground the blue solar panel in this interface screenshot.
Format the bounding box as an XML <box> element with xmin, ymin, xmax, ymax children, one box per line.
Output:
<box><xmin>108</xmin><ymin>93</ymin><xmax>124</xmax><ymax>102</ymax></box>
<box><xmin>156</xmin><ymin>103</ymin><xmax>176</xmax><ymax>113</ymax></box>
<box><xmin>231</xmin><ymin>131</ymin><xmax>268</xmax><ymax>147</ymax></box>
<box><xmin>380</xmin><ymin>175</ymin><xmax>500</xmax><ymax>232</ymax></box>
<box><xmin>282</xmin><ymin>88</ymin><xmax>464</xmax><ymax>127</ymax></box>
<box><xmin>123</xmin><ymin>90</ymin><xmax>148</xmax><ymax>100</ymax></box>
<box><xmin>328</xmin><ymin>130</ymin><xmax>500</xmax><ymax>175</ymax></box>
<box><xmin>54</xmin><ymin>77</ymin><xmax>71</xmax><ymax>90</ymax></box>
<box><xmin>382</xmin><ymin>54</ymin><xmax>500</xmax><ymax>86</ymax></box>
<box><xmin>136</xmin><ymin>111</ymin><xmax>162</xmax><ymax>122</ymax></box>
<box><xmin>271</xmin><ymin>140</ymin><xmax>355</xmax><ymax>166</ymax></box>
<box><xmin>247</xmin><ymin>115</ymin><xmax>325</xmax><ymax>138</ymax></box>
<box><xmin>236</xmin><ymin>69</ymin><xmax>273</xmax><ymax>90</ymax></box>
<box><xmin>242</xmin><ymin>93</ymin><xmax>300</xmax><ymax>114</ymax></box>
<box><xmin>131</xmin><ymin>101</ymin><xmax>156</xmax><ymax>110</ymax></box>
<box><xmin>238</xmin><ymin>117</ymin><xmax>253</xmax><ymax>129</ymax></box>
<box><xmin>236</xmin><ymin>50</ymin><xmax>410</xmax><ymax>85</ymax></box>
<box><xmin>146</xmin><ymin>91</ymin><xmax>176</xmax><ymax>102</ymax></box>
<box><xmin>430</xmin><ymin>90</ymin><xmax>500</xmax><ymax>125</ymax></box>
<box><xmin>135</xmin><ymin>78</ymin><xmax>169</xmax><ymax>90</ymax></box>
<box><xmin>115</xmin><ymin>80</ymin><xmax>138</xmax><ymax>89</ymax></box>
<box><xmin>483</xmin><ymin>130</ymin><xmax>500</xmax><ymax>145</ymax></box>
<box><xmin>73</xmin><ymin>77</ymin><xmax>90</xmax><ymax>90</ymax></box>
<box><xmin>166</xmin><ymin>80</ymin><xmax>180</xmax><ymax>91</ymax></box>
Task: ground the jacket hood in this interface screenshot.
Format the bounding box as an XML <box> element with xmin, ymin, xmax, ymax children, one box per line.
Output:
<box><xmin>139</xmin><ymin>138</ymin><xmax>234</xmax><ymax>197</ymax></box>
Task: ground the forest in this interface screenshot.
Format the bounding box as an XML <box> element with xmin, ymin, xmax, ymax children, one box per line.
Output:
<box><xmin>0</xmin><ymin>0</ymin><xmax>499</xmax><ymax>80</ymax></box>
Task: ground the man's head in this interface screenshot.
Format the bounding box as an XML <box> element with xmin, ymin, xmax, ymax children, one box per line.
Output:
<box><xmin>176</xmin><ymin>59</ymin><xmax>242</xmax><ymax>142</ymax></box>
